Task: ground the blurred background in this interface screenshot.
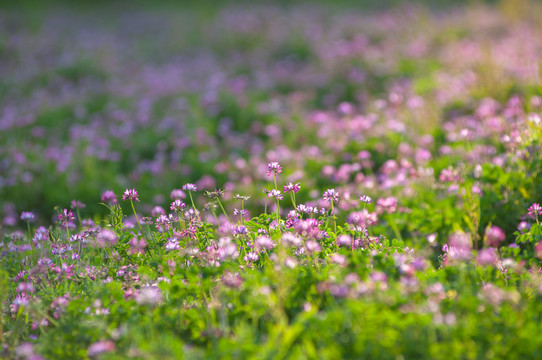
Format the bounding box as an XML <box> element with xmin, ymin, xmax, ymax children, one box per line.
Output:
<box><xmin>0</xmin><ymin>0</ymin><xmax>540</xmax><ymax>235</ymax></box>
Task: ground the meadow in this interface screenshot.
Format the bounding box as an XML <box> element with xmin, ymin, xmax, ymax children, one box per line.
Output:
<box><xmin>2</xmin><ymin>0</ymin><xmax>542</xmax><ymax>358</ymax></box>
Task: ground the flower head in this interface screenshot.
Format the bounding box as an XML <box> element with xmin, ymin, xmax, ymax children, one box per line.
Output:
<box><xmin>359</xmin><ymin>195</ymin><xmax>373</xmax><ymax>204</ymax></box>
<box><xmin>170</xmin><ymin>189</ymin><xmax>186</xmax><ymax>200</ymax></box>
<box><xmin>70</xmin><ymin>200</ymin><xmax>86</xmax><ymax>209</ymax></box>
<box><xmin>57</xmin><ymin>209</ymin><xmax>75</xmax><ymax>225</ymax></box>
<box><xmin>266</xmin><ymin>162</ymin><xmax>282</xmax><ymax>176</ymax></box>
<box><xmin>20</xmin><ymin>211</ymin><xmax>35</xmax><ymax>223</ymax></box>
<box><xmin>233</xmin><ymin>194</ymin><xmax>251</xmax><ymax>200</ymax></box>
<box><xmin>528</xmin><ymin>203</ymin><xmax>542</xmax><ymax>219</ymax></box>
<box><xmin>323</xmin><ymin>189</ymin><xmax>339</xmax><ymax>203</ymax></box>
<box><xmin>182</xmin><ymin>183</ymin><xmax>198</xmax><ymax>192</ymax></box>
<box><xmin>122</xmin><ymin>189</ymin><xmax>139</xmax><ymax>202</ymax></box>
<box><xmin>485</xmin><ymin>225</ymin><xmax>505</xmax><ymax>247</ymax></box>
<box><xmin>101</xmin><ymin>190</ymin><xmax>118</xmax><ymax>205</ymax></box>
<box><xmin>170</xmin><ymin>199</ymin><xmax>186</xmax><ymax>212</ymax></box>
<box><xmin>268</xmin><ymin>189</ymin><xmax>283</xmax><ymax>200</ymax></box>
<box><xmin>283</xmin><ymin>182</ymin><xmax>300</xmax><ymax>193</ymax></box>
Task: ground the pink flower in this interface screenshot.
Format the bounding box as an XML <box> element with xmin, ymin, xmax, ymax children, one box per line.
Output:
<box><xmin>266</xmin><ymin>162</ymin><xmax>282</xmax><ymax>176</ymax></box>
<box><xmin>485</xmin><ymin>226</ymin><xmax>505</xmax><ymax>247</ymax></box>
<box><xmin>122</xmin><ymin>189</ymin><xmax>139</xmax><ymax>202</ymax></box>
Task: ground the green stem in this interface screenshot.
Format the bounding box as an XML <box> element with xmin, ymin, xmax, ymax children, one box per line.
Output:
<box><xmin>275</xmin><ymin>198</ymin><xmax>281</xmax><ymax>231</ymax></box>
<box><xmin>130</xmin><ymin>200</ymin><xmax>143</xmax><ymax>235</ymax></box>
<box><xmin>189</xmin><ymin>192</ymin><xmax>197</xmax><ymax>212</ymax></box>
<box><xmin>27</xmin><ymin>222</ymin><xmax>32</xmax><ymax>243</ymax></box>
<box><xmin>216</xmin><ymin>197</ymin><xmax>231</xmax><ymax>224</ymax></box>
<box><xmin>388</xmin><ymin>215</ymin><xmax>402</xmax><ymax>243</ymax></box>
<box><xmin>330</xmin><ymin>201</ymin><xmax>337</xmax><ymax>234</ymax></box>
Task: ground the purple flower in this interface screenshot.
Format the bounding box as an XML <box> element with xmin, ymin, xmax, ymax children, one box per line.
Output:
<box><xmin>283</xmin><ymin>182</ymin><xmax>300</xmax><ymax>193</ymax></box>
<box><xmin>323</xmin><ymin>189</ymin><xmax>339</xmax><ymax>203</ymax></box>
<box><xmin>170</xmin><ymin>189</ymin><xmax>187</xmax><ymax>199</ymax></box>
<box><xmin>476</xmin><ymin>248</ymin><xmax>498</xmax><ymax>266</ymax></box>
<box><xmin>268</xmin><ymin>189</ymin><xmax>283</xmax><ymax>200</ymax></box>
<box><xmin>528</xmin><ymin>203</ymin><xmax>542</xmax><ymax>219</ymax></box>
<box><xmin>122</xmin><ymin>189</ymin><xmax>139</xmax><ymax>202</ymax></box>
<box><xmin>135</xmin><ymin>286</ymin><xmax>163</xmax><ymax>306</ymax></box>
<box><xmin>266</xmin><ymin>162</ymin><xmax>282</xmax><ymax>176</ymax></box>
<box><xmin>20</xmin><ymin>211</ymin><xmax>35</xmax><ymax>223</ymax></box>
<box><xmin>155</xmin><ymin>215</ymin><xmax>171</xmax><ymax>233</ymax></box>
<box><xmin>359</xmin><ymin>195</ymin><xmax>373</xmax><ymax>204</ymax></box>
<box><xmin>101</xmin><ymin>190</ymin><xmax>118</xmax><ymax>205</ymax></box>
<box><xmin>170</xmin><ymin>199</ymin><xmax>186</xmax><ymax>212</ymax></box>
<box><xmin>165</xmin><ymin>237</ymin><xmax>180</xmax><ymax>250</ymax></box>
<box><xmin>182</xmin><ymin>183</ymin><xmax>198</xmax><ymax>192</ymax></box>
<box><xmin>376</xmin><ymin>197</ymin><xmax>397</xmax><ymax>214</ymax></box>
<box><xmin>57</xmin><ymin>209</ymin><xmax>75</xmax><ymax>225</ymax></box>
<box><xmin>336</xmin><ymin>234</ymin><xmax>352</xmax><ymax>247</ymax></box>
<box><xmin>70</xmin><ymin>200</ymin><xmax>86</xmax><ymax>209</ymax></box>
<box><xmin>485</xmin><ymin>225</ymin><xmax>505</xmax><ymax>247</ymax></box>
<box><xmin>244</xmin><ymin>251</ymin><xmax>259</xmax><ymax>262</ymax></box>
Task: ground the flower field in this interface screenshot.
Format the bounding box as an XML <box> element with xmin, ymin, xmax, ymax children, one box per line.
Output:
<box><xmin>2</xmin><ymin>1</ymin><xmax>542</xmax><ymax>358</ymax></box>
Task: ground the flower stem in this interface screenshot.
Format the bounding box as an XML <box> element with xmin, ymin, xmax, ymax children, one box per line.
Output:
<box><xmin>131</xmin><ymin>200</ymin><xmax>143</xmax><ymax>235</ymax></box>
<box><xmin>216</xmin><ymin>197</ymin><xmax>231</xmax><ymax>224</ymax></box>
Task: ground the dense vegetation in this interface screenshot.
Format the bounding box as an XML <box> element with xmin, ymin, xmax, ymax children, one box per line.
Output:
<box><xmin>2</xmin><ymin>1</ymin><xmax>542</xmax><ymax>358</ymax></box>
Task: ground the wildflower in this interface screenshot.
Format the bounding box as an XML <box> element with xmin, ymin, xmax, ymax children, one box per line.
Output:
<box><xmin>376</xmin><ymin>197</ymin><xmax>397</xmax><ymax>214</ymax></box>
<box><xmin>477</xmin><ymin>248</ymin><xmax>498</xmax><ymax>266</ymax></box>
<box><xmin>359</xmin><ymin>195</ymin><xmax>372</xmax><ymax>204</ymax></box>
<box><xmin>528</xmin><ymin>203</ymin><xmax>542</xmax><ymax>219</ymax></box>
<box><xmin>170</xmin><ymin>189</ymin><xmax>186</xmax><ymax>199</ymax></box>
<box><xmin>336</xmin><ymin>234</ymin><xmax>352</xmax><ymax>247</ymax></box>
<box><xmin>87</xmin><ymin>340</ymin><xmax>115</xmax><ymax>358</ymax></box>
<box><xmin>485</xmin><ymin>226</ymin><xmax>505</xmax><ymax>247</ymax></box>
<box><xmin>101</xmin><ymin>190</ymin><xmax>118</xmax><ymax>205</ymax></box>
<box><xmin>20</xmin><ymin>211</ymin><xmax>36</xmax><ymax>222</ymax></box>
<box><xmin>244</xmin><ymin>252</ymin><xmax>259</xmax><ymax>262</ymax></box>
<box><xmin>128</xmin><ymin>237</ymin><xmax>147</xmax><ymax>255</ymax></box>
<box><xmin>165</xmin><ymin>237</ymin><xmax>180</xmax><ymax>250</ymax></box>
<box><xmin>155</xmin><ymin>215</ymin><xmax>171</xmax><ymax>233</ymax></box>
<box><xmin>135</xmin><ymin>286</ymin><xmax>162</xmax><ymax>306</ymax></box>
<box><xmin>268</xmin><ymin>189</ymin><xmax>283</xmax><ymax>200</ymax></box>
<box><xmin>323</xmin><ymin>189</ymin><xmax>339</xmax><ymax>203</ymax></box>
<box><xmin>122</xmin><ymin>189</ymin><xmax>139</xmax><ymax>202</ymax></box>
<box><xmin>254</xmin><ymin>235</ymin><xmax>275</xmax><ymax>251</ymax></box>
<box><xmin>222</xmin><ymin>271</ymin><xmax>243</xmax><ymax>288</ymax></box>
<box><xmin>205</xmin><ymin>188</ymin><xmax>225</xmax><ymax>199</ymax></box>
<box><xmin>283</xmin><ymin>182</ymin><xmax>300</xmax><ymax>193</ymax></box>
<box><xmin>234</xmin><ymin>225</ymin><xmax>248</xmax><ymax>235</ymax></box>
<box><xmin>182</xmin><ymin>183</ymin><xmax>198</xmax><ymax>192</ymax></box>
<box><xmin>70</xmin><ymin>200</ymin><xmax>85</xmax><ymax>209</ymax></box>
<box><xmin>233</xmin><ymin>209</ymin><xmax>249</xmax><ymax>217</ymax></box>
<box><xmin>233</xmin><ymin>194</ymin><xmax>250</xmax><ymax>200</ymax></box>
<box><xmin>57</xmin><ymin>209</ymin><xmax>75</xmax><ymax>225</ymax></box>
<box><xmin>266</xmin><ymin>162</ymin><xmax>282</xmax><ymax>176</ymax></box>
<box><xmin>170</xmin><ymin>199</ymin><xmax>186</xmax><ymax>212</ymax></box>
<box><xmin>95</xmin><ymin>229</ymin><xmax>118</xmax><ymax>248</ymax></box>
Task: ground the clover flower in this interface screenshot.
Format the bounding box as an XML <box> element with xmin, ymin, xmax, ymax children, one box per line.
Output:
<box><xmin>20</xmin><ymin>211</ymin><xmax>35</xmax><ymax>222</ymax></box>
<box><xmin>101</xmin><ymin>190</ymin><xmax>118</xmax><ymax>205</ymax></box>
<box><xmin>268</xmin><ymin>189</ymin><xmax>283</xmax><ymax>200</ymax></box>
<box><xmin>70</xmin><ymin>200</ymin><xmax>86</xmax><ymax>209</ymax></box>
<box><xmin>528</xmin><ymin>203</ymin><xmax>542</xmax><ymax>219</ymax></box>
<box><xmin>323</xmin><ymin>189</ymin><xmax>339</xmax><ymax>203</ymax></box>
<box><xmin>122</xmin><ymin>189</ymin><xmax>139</xmax><ymax>202</ymax></box>
<box><xmin>359</xmin><ymin>195</ymin><xmax>372</xmax><ymax>204</ymax></box>
<box><xmin>57</xmin><ymin>209</ymin><xmax>75</xmax><ymax>225</ymax></box>
<box><xmin>266</xmin><ymin>162</ymin><xmax>282</xmax><ymax>176</ymax></box>
<box><xmin>170</xmin><ymin>189</ymin><xmax>186</xmax><ymax>200</ymax></box>
<box><xmin>485</xmin><ymin>225</ymin><xmax>505</xmax><ymax>247</ymax></box>
<box><xmin>283</xmin><ymin>182</ymin><xmax>300</xmax><ymax>193</ymax></box>
<box><xmin>170</xmin><ymin>199</ymin><xmax>186</xmax><ymax>212</ymax></box>
<box><xmin>182</xmin><ymin>183</ymin><xmax>198</xmax><ymax>192</ymax></box>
